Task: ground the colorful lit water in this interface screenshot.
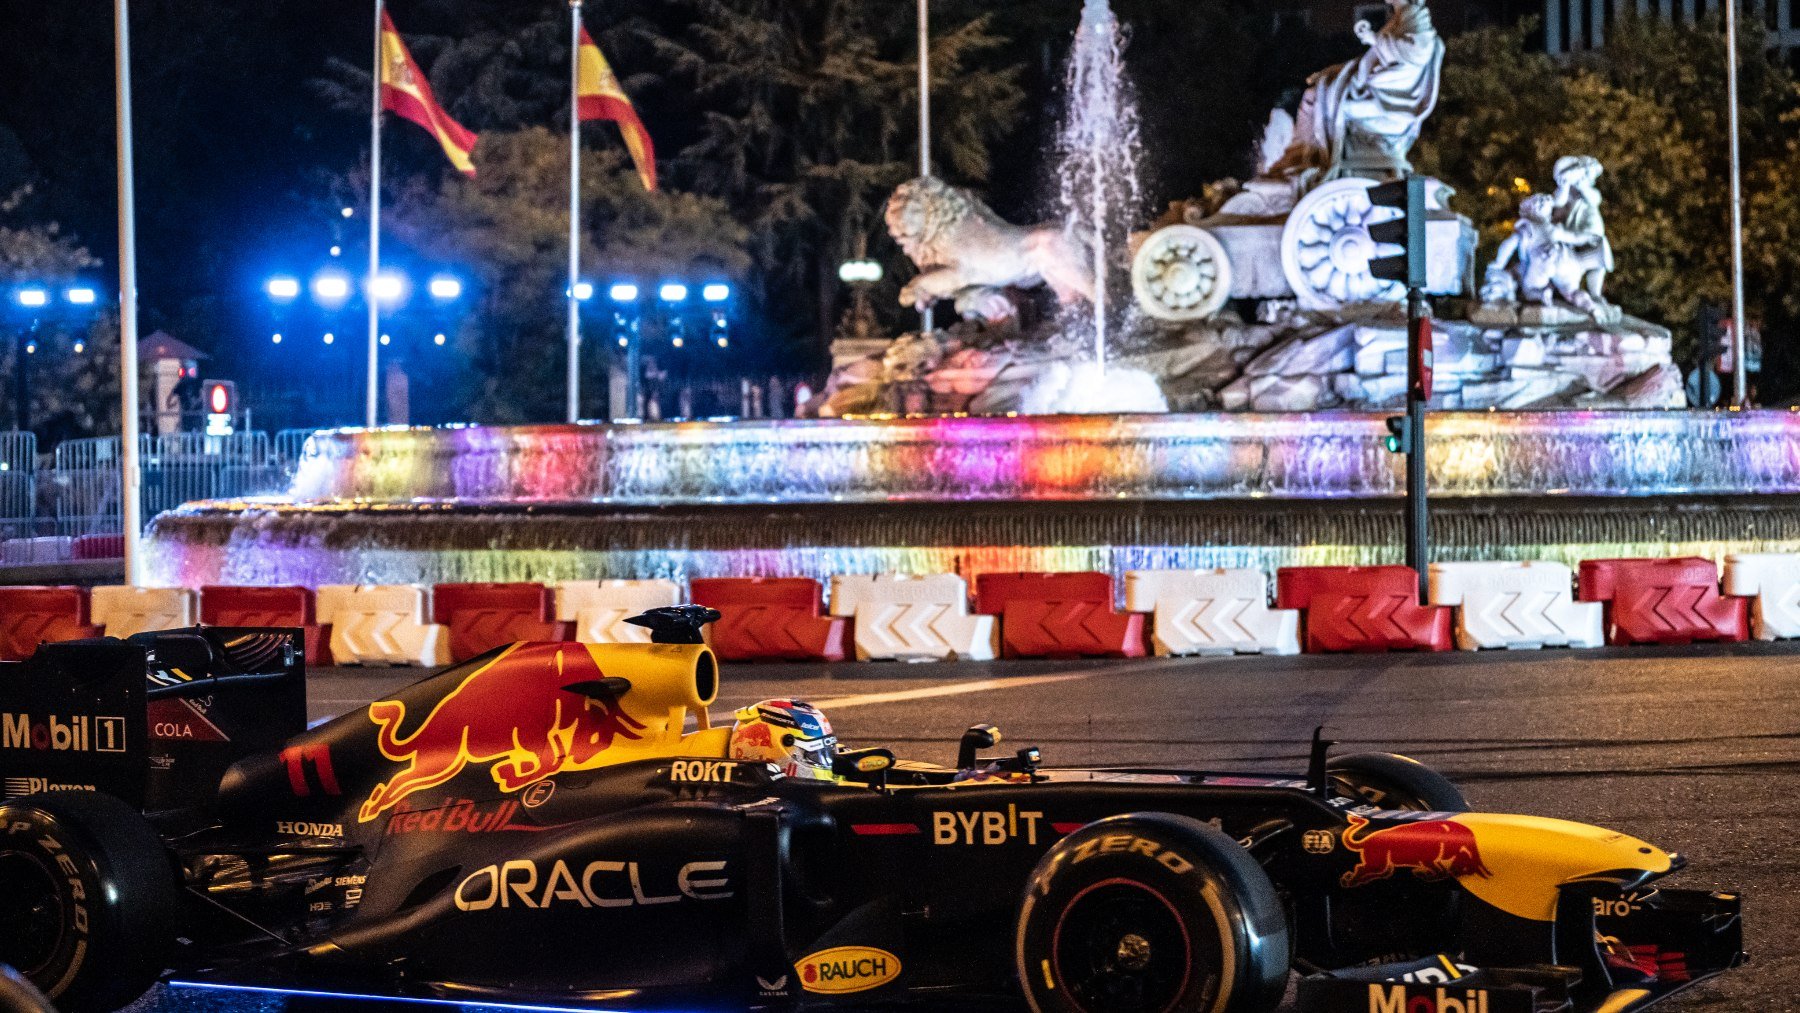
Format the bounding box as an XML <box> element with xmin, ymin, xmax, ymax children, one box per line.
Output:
<box><xmin>142</xmin><ymin>411</ymin><xmax>1800</xmax><ymax>589</ymax></box>
<box><xmin>276</xmin><ymin>412</ymin><xmax>1800</xmax><ymax>505</ymax></box>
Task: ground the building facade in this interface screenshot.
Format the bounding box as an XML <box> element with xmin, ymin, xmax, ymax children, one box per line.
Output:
<box><xmin>1546</xmin><ymin>1</ymin><xmax>1800</xmax><ymax>56</ymax></box>
<box><xmin>1268</xmin><ymin>0</ymin><xmax>1535</xmax><ymax>37</ymax></box>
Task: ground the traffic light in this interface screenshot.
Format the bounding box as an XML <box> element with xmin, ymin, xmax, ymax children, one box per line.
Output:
<box><xmin>1367</xmin><ymin>176</ymin><xmax>1428</xmax><ymax>291</ymax></box>
<box><xmin>203</xmin><ymin>380</ymin><xmax>236</xmax><ymax>416</ymax></box>
<box><xmin>1384</xmin><ymin>415</ymin><xmax>1410</xmax><ymax>455</ymax></box>
<box><xmin>203</xmin><ymin>380</ymin><xmax>237</xmax><ymax>436</ymax></box>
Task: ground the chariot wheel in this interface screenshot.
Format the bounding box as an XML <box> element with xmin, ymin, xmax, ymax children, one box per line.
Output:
<box><xmin>1131</xmin><ymin>224</ymin><xmax>1232</xmax><ymax>322</ymax></box>
<box><xmin>1280</xmin><ymin>178</ymin><xmax>1407</xmax><ymax>312</ymax></box>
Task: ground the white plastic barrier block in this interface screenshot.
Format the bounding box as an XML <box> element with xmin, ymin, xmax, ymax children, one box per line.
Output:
<box><xmin>1124</xmin><ymin>569</ymin><xmax>1300</xmax><ymax>657</ymax></box>
<box><xmin>1428</xmin><ymin>561</ymin><xmax>1602</xmax><ymax>650</ymax></box>
<box><xmin>556</xmin><ymin>579</ymin><xmax>681</xmax><ymax>644</ymax></box>
<box><xmin>315</xmin><ymin>585</ymin><xmax>451</xmax><ymax>667</ymax></box>
<box><xmin>1724</xmin><ymin>553</ymin><xmax>1800</xmax><ymax>641</ymax></box>
<box><xmin>828</xmin><ymin>574</ymin><xmax>997</xmax><ymax>661</ymax></box>
<box><xmin>90</xmin><ymin>586</ymin><xmax>197</xmax><ymax>640</ymax></box>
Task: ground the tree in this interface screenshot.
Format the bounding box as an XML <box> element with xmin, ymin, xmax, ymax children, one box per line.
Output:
<box><xmin>383</xmin><ymin>128</ymin><xmax>748</xmax><ymax>423</ymax></box>
<box><xmin>643</xmin><ymin>0</ymin><xmax>1025</xmax><ymax>359</ymax></box>
<box><xmin>1417</xmin><ymin>16</ymin><xmax>1800</xmax><ymax>390</ymax></box>
<box><xmin>0</xmin><ymin>188</ymin><xmax>120</xmax><ymax>443</ymax></box>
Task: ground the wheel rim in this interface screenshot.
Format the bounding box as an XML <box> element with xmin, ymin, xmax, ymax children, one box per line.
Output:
<box><xmin>1331</xmin><ymin>771</ymin><xmax>1430</xmax><ymax>811</ymax></box>
<box><xmin>0</xmin><ymin>850</ymin><xmax>66</xmax><ymax>975</ymax></box>
<box><xmin>1050</xmin><ymin>878</ymin><xmax>1208</xmax><ymax>1013</ymax></box>
<box><xmin>1131</xmin><ymin>224</ymin><xmax>1231</xmax><ymax>321</ymax></box>
<box><xmin>1280</xmin><ymin>178</ymin><xmax>1407</xmax><ymax>311</ymax></box>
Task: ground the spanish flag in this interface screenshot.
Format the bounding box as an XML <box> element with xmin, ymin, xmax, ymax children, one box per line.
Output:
<box><xmin>380</xmin><ymin>12</ymin><xmax>479</xmax><ymax>176</ymax></box>
<box><xmin>577</xmin><ymin>26</ymin><xmax>656</xmax><ymax>191</ymax></box>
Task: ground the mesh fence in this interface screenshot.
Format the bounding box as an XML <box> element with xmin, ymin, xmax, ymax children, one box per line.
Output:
<box><xmin>29</xmin><ymin>432</ymin><xmax>292</xmax><ymax>561</ymax></box>
<box><xmin>0</xmin><ymin>432</ymin><xmax>38</xmax><ymax>557</ymax></box>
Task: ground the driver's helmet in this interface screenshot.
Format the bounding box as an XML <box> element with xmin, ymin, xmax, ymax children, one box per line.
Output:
<box><xmin>729</xmin><ymin>700</ymin><xmax>836</xmax><ymax>780</ymax></box>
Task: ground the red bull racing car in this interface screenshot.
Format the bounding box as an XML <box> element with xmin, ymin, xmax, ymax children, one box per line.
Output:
<box><xmin>0</xmin><ymin>611</ymin><xmax>1744</xmax><ymax>1013</ymax></box>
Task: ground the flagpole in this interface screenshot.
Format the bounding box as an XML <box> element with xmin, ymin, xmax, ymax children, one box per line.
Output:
<box><xmin>567</xmin><ymin>0</ymin><xmax>584</xmax><ymax>424</ymax></box>
<box><xmin>115</xmin><ymin>0</ymin><xmax>143</xmax><ymax>585</ymax></box>
<box><xmin>367</xmin><ymin>0</ymin><xmax>385</xmax><ymax>429</ymax></box>
<box><xmin>1726</xmin><ymin>0</ymin><xmax>1749</xmax><ymax>407</ymax></box>
<box><xmin>916</xmin><ymin>0</ymin><xmax>933</xmax><ymax>336</ymax></box>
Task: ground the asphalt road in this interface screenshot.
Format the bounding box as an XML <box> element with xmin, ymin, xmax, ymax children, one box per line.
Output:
<box><xmin>148</xmin><ymin>642</ymin><xmax>1800</xmax><ymax>1013</ymax></box>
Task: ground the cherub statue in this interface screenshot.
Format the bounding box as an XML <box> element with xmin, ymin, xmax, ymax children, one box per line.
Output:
<box><xmin>1483</xmin><ymin>156</ymin><xmax>1618</xmax><ymax>322</ymax></box>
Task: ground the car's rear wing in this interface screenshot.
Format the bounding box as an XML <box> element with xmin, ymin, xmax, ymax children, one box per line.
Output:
<box><xmin>0</xmin><ymin>627</ymin><xmax>306</xmax><ymax>813</ymax></box>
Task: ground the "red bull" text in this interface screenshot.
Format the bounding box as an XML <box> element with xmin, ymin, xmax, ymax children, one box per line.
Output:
<box><xmin>359</xmin><ymin>644</ymin><xmax>646</xmax><ymax>821</ymax></box>
<box><xmin>1340</xmin><ymin>814</ymin><xmax>1493</xmax><ymax>889</ymax></box>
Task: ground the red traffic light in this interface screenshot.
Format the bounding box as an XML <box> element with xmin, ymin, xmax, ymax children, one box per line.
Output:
<box><xmin>204</xmin><ymin>380</ymin><xmax>236</xmax><ymax>415</ymax></box>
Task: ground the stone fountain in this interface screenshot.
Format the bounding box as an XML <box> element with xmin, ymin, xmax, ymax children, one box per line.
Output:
<box><xmin>145</xmin><ymin>0</ymin><xmax>1748</xmax><ymax>594</ymax></box>
<box><xmin>816</xmin><ymin>0</ymin><xmax>1684</xmax><ymax>417</ymax></box>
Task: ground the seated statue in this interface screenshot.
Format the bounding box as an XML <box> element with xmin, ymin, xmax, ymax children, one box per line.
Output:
<box><xmin>1222</xmin><ymin>0</ymin><xmax>1444</xmax><ymax>215</ymax></box>
<box><xmin>1482</xmin><ymin>156</ymin><xmax>1619</xmax><ymax>323</ymax></box>
<box><xmin>886</xmin><ymin>177</ymin><xmax>1095</xmax><ymax>322</ymax></box>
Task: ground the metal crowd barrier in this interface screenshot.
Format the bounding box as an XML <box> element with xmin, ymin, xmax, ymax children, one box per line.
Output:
<box><xmin>0</xmin><ymin>432</ymin><xmax>40</xmax><ymax>561</ymax></box>
<box><xmin>0</xmin><ymin>431</ymin><xmax>297</xmax><ymax>565</ymax></box>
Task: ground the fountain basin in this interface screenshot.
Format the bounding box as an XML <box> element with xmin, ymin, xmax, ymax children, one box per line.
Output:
<box><xmin>143</xmin><ymin>412</ymin><xmax>1800</xmax><ymax>589</ymax></box>
<box><xmin>283</xmin><ymin>412</ymin><xmax>1800</xmax><ymax>504</ymax></box>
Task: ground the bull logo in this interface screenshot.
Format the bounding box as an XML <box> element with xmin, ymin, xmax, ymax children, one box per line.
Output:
<box><xmin>359</xmin><ymin>643</ymin><xmax>646</xmax><ymax>822</ymax></box>
<box><xmin>1339</xmin><ymin>813</ymin><xmax>1494</xmax><ymax>888</ymax></box>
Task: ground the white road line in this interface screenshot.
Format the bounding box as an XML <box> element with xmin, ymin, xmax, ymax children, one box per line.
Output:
<box><xmin>805</xmin><ymin>660</ymin><xmax>1176</xmax><ymax>710</ymax></box>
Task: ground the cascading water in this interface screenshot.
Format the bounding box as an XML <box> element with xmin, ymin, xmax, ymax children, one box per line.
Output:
<box><xmin>1056</xmin><ymin>0</ymin><xmax>1144</xmax><ymax>374</ymax></box>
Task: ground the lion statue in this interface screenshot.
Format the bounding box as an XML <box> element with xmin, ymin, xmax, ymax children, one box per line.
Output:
<box><xmin>885</xmin><ymin>177</ymin><xmax>1095</xmax><ymax>320</ymax></box>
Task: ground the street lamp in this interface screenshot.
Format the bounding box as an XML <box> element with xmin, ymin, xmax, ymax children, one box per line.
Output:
<box><xmin>15</xmin><ymin>288</ymin><xmax>48</xmax><ymax>309</ymax></box>
<box><xmin>265</xmin><ymin>276</ymin><xmax>301</xmax><ymax>301</ymax></box>
<box><xmin>427</xmin><ymin>275</ymin><xmax>463</xmax><ymax>301</ymax></box>
<box><xmin>65</xmin><ymin>287</ymin><xmax>98</xmax><ymax>306</ymax></box>
<box><xmin>572</xmin><ymin>282</ymin><xmax>595</xmax><ymax>302</ymax></box>
<box><xmin>312</xmin><ymin>270</ymin><xmax>352</xmax><ymax>304</ymax></box>
<box><xmin>702</xmin><ymin>283</ymin><xmax>731</xmax><ymax>303</ymax></box>
<box><xmin>610</xmin><ymin>283</ymin><xmax>639</xmax><ymax>303</ymax></box>
<box><xmin>370</xmin><ymin>271</ymin><xmax>408</xmax><ymax>306</ymax></box>
<box><xmin>659</xmin><ymin>283</ymin><xmax>689</xmax><ymax>304</ymax></box>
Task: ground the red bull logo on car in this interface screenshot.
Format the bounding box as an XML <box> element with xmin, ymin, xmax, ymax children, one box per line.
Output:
<box><xmin>359</xmin><ymin>643</ymin><xmax>647</xmax><ymax>822</ymax></box>
<box><xmin>1340</xmin><ymin>814</ymin><xmax>1493</xmax><ymax>888</ymax></box>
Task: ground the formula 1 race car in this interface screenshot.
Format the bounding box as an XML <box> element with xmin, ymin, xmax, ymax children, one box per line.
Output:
<box><xmin>0</xmin><ymin>612</ymin><xmax>1745</xmax><ymax>1013</ymax></box>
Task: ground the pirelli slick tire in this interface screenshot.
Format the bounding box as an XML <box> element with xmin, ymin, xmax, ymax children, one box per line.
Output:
<box><xmin>0</xmin><ymin>792</ymin><xmax>178</xmax><ymax>1012</ymax></box>
<box><xmin>1015</xmin><ymin>813</ymin><xmax>1290</xmax><ymax>1013</ymax></box>
<box><xmin>1327</xmin><ymin>752</ymin><xmax>1469</xmax><ymax>813</ymax></box>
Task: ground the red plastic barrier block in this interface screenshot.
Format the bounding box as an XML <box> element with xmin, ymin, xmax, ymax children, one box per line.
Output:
<box><xmin>0</xmin><ymin>587</ymin><xmax>101</xmax><ymax>661</ymax></box>
<box><xmin>973</xmin><ymin>572</ymin><xmax>1146</xmax><ymax>659</ymax></box>
<box><xmin>1275</xmin><ymin>566</ymin><xmax>1452</xmax><ymax>654</ymax></box>
<box><xmin>71</xmin><ymin>534</ymin><xmax>126</xmax><ymax>560</ymax></box>
<box><xmin>690</xmin><ymin>577</ymin><xmax>848</xmax><ymax>662</ymax></box>
<box><xmin>431</xmin><ymin>583</ymin><xmax>572</xmax><ymax>662</ymax></box>
<box><xmin>200</xmin><ymin>585</ymin><xmax>333</xmax><ymax>664</ymax></box>
<box><xmin>1577</xmin><ymin>557</ymin><xmax>1749</xmax><ymax>645</ymax></box>
<box><xmin>973</xmin><ymin>572</ymin><xmax>1114</xmax><ymax>615</ymax></box>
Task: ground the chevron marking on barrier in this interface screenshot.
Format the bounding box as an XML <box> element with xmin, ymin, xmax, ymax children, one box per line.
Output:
<box><xmin>1168</xmin><ymin>599</ymin><xmax>1245</xmax><ymax>654</ymax></box>
<box><xmin>1343</xmin><ymin>594</ymin><xmax>1409</xmax><ymax>643</ymax></box>
<box><xmin>576</xmin><ymin>606</ymin><xmax>654</xmax><ymax>644</ymax></box>
<box><xmin>1644</xmin><ymin>584</ymin><xmax>1709</xmax><ymax>638</ymax></box>
<box><xmin>1757</xmin><ymin>582</ymin><xmax>1800</xmax><ymax>640</ymax></box>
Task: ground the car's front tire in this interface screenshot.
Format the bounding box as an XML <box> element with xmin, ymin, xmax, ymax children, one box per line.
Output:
<box><xmin>1014</xmin><ymin>813</ymin><xmax>1289</xmax><ymax>1013</ymax></box>
<box><xmin>1327</xmin><ymin>752</ymin><xmax>1468</xmax><ymax>812</ymax></box>
<box><xmin>0</xmin><ymin>792</ymin><xmax>177</xmax><ymax>1012</ymax></box>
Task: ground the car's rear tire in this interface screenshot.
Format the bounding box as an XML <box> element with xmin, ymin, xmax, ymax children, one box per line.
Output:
<box><xmin>1328</xmin><ymin>752</ymin><xmax>1468</xmax><ymax>812</ymax></box>
<box><xmin>1015</xmin><ymin>813</ymin><xmax>1290</xmax><ymax>1013</ymax></box>
<box><xmin>0</xmin><ymin>792</ymin><xmax>177</xmax><ymax>1012</ymax></box>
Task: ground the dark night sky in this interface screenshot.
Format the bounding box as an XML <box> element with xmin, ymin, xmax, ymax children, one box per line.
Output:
<box><xmin>0</xmin><ymin>0</ymin><xmax>1527</xmax><ymax>421</ymax></box>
